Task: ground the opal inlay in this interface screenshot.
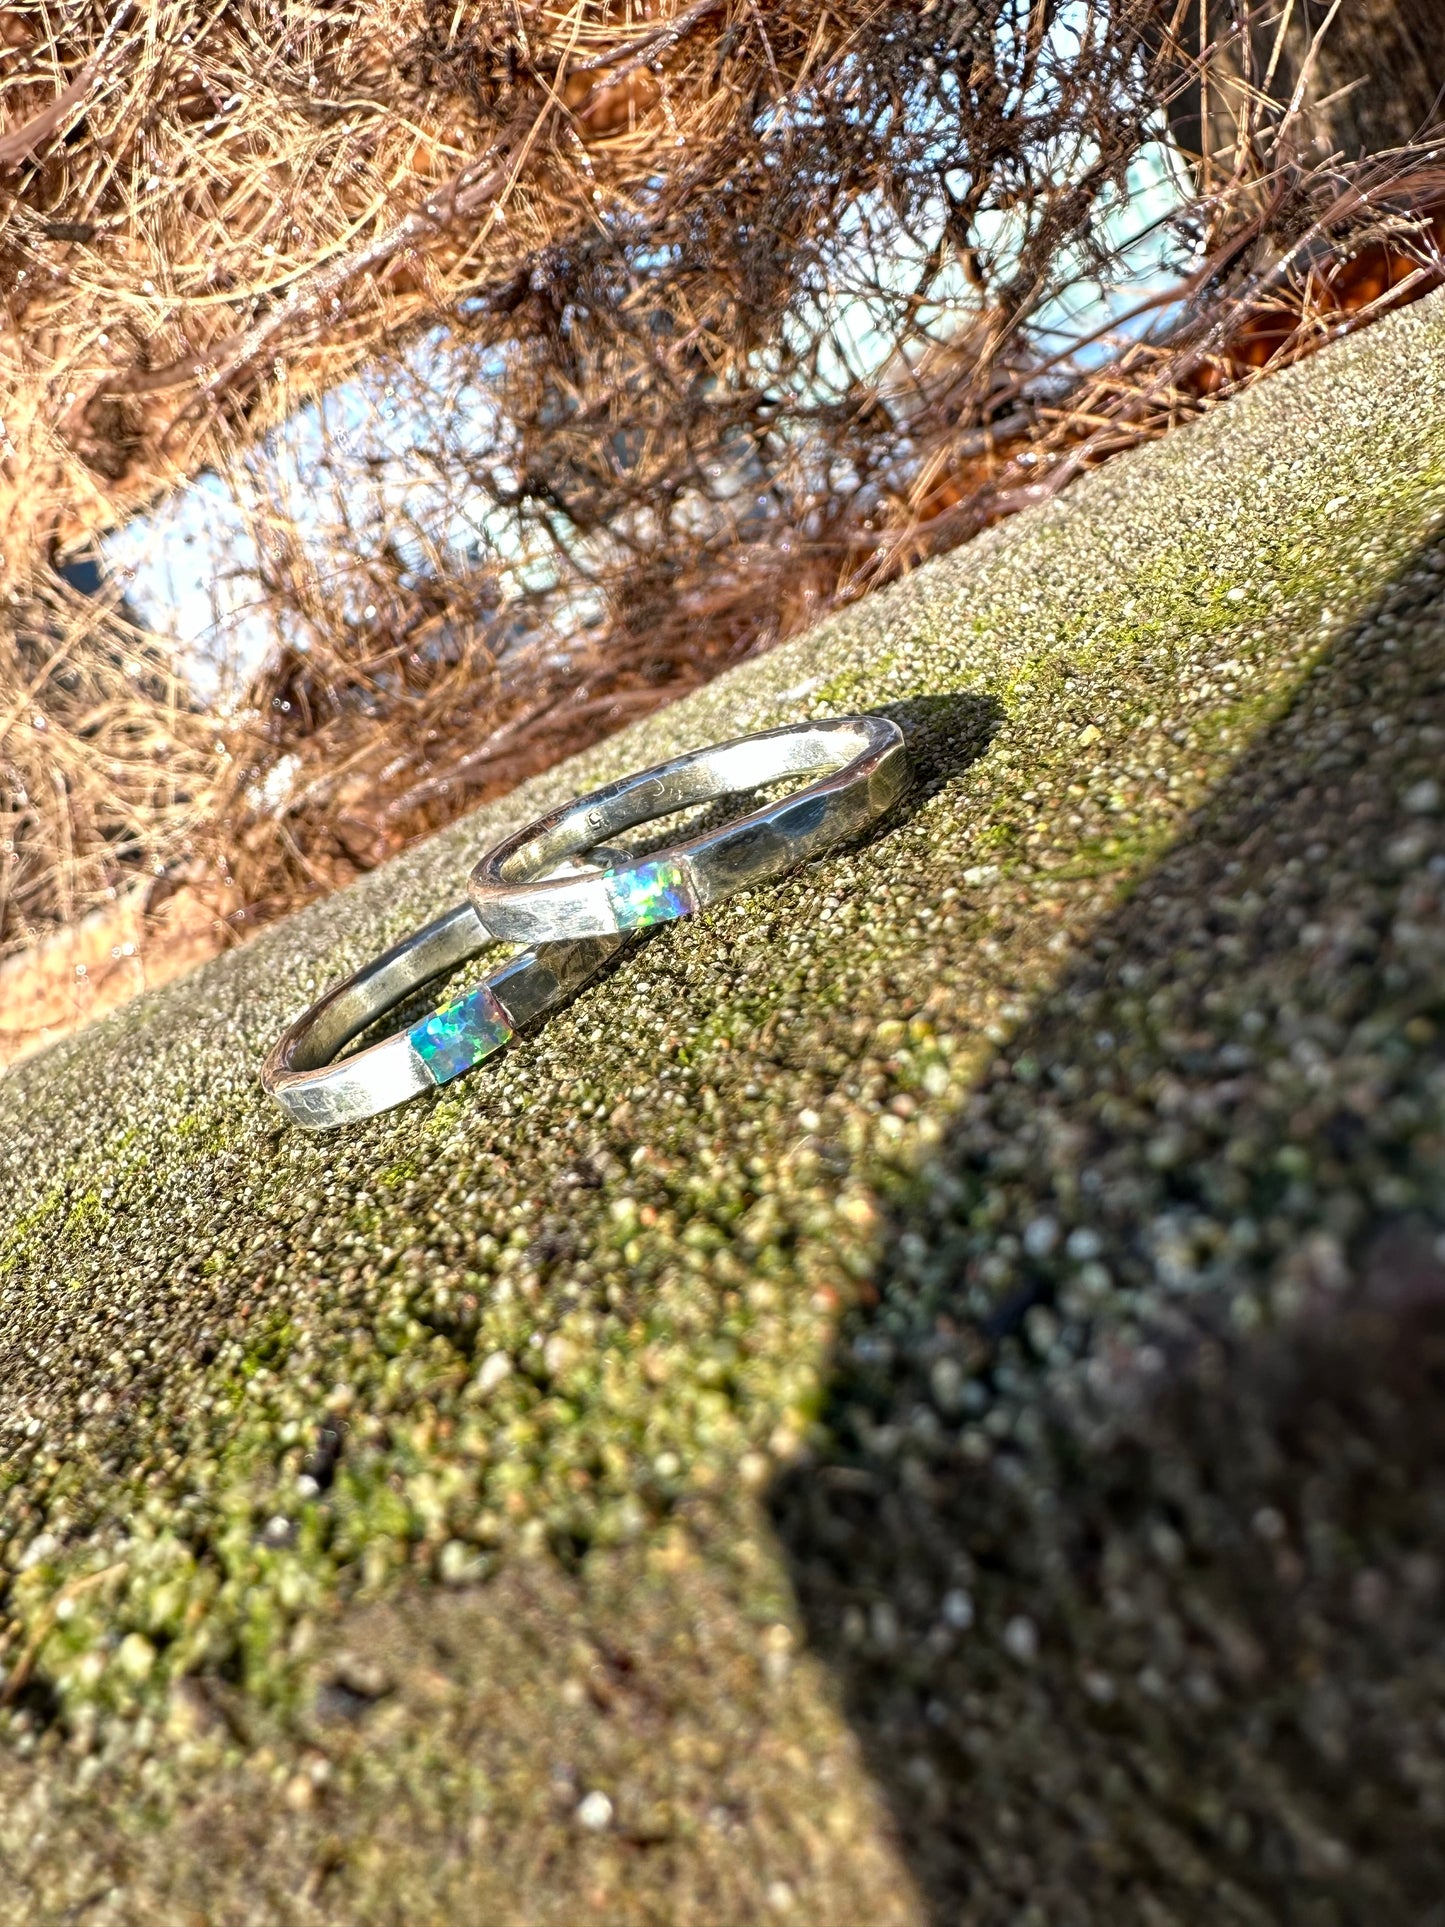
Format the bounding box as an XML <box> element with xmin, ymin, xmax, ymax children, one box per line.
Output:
<box><xmin>410</xmin><ymin>983</ymin><xmax>514</xmax><ymax>1085</ymax></box>
<box><xmin>604</xmin><ymin>856</ymin><xmax>695</xmax><ymax>930</ymax></box>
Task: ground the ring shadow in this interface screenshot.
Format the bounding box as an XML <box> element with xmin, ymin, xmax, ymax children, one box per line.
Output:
<box><xmin>768</xmin><ymin>537</ymin><xmax>1445</xmax><ymax>1923</ymax></box>
<box><xmin>867</xmin><ymin>689</ymin><xmax>1008</xmax><ymax>815</ymax></box>
<box><xmin>624</xmin><ymin>689</ymin><xmax>1006</xmax><ymax>860</ymax></box>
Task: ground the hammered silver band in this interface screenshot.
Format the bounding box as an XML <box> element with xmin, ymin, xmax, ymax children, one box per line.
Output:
<box><xmin>262</xmin><ymin>895</ymin><xmax>627</xmax><ymax>1130</ymax></box>
<box><xmin>466</xmin><ymin>715</ymin><xmax>907</xmax><ymax>944</ymax></box>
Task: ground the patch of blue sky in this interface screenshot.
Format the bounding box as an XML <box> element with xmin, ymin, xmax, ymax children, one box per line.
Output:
<box><xmin>766</xmin><ymin>136</ymin><xmax>1187</xmax><ymax>421</ymax></box>
<box><xmin>760</xmin><ymin>0</ymin><xmax>1190</xmax><ymax>407</ymax></box>
<box><xmin>1031</xmin><ymin>146</ymin><xmax>1193</xmax><ymax>363</ymax></box>
<box><xmin>102</xmin><ymin>328</ymin><xmax>540</xmax><ymax>692</ymax></box>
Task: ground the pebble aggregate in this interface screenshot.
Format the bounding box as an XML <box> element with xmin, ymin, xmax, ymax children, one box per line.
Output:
<box><xmin>2</xmin><ymin>293</ymin><xmax>1445</xmax><ymax>1922</ymax></box>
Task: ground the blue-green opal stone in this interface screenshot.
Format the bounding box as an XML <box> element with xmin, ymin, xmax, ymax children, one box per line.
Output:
<box><xmin>410</xmin><ymin>984</ymin><xmax>514</xmax><ymax>1085</ymax></box>
<box><xmin>604</xmin><ymin>857</ymin><xmax>695</xmax><ymax>930</ymax></box>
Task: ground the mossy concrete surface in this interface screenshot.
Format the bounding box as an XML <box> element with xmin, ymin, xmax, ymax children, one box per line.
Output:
<box><xmin>3</xmin><ymin>292</ymin><xmax>1445</xmax><ymax>1924</ymax></box>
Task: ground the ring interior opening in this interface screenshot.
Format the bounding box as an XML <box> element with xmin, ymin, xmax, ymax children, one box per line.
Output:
<box><xmin>284</xmin><ymin>976</ymin><xmax>402</xmax><ymax>1073</ymax></box>
<box><xmin>495</xmin><ymin>722</ymin><xmax>868</xmax><ymax>884</ymax></box>
<box><xmin>282</xmin><ymin>913</ymin><xmax>482</xmax><ymax>1075</ymax></box>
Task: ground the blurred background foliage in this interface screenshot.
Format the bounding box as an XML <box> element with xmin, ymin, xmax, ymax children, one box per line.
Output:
<box><xmin>0</xmin><ymin>0</ymin><xmax>1441</xmax><ymax>974</ymax></box>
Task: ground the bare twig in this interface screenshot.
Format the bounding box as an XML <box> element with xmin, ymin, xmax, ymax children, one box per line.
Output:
<box><xmin>4</xmin><ymin>0</ymin><xmax>1440</xmax><ymax>967</ymax></box>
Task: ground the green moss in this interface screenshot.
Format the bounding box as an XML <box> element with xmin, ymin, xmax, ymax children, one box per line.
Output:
<box><xmin>0</xmin><ymin>1186</ymin><xmax>65</xmax><ymax>1276</ymax></box>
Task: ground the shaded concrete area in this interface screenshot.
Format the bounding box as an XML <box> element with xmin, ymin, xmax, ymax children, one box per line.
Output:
<box><xmin>1</xmin><ymin>295</ymin><xmax>1444</xmax><ymax>1922</ymax></box>
<box><xmin>773</xmin><ymin>528</ymin><xmax>1445</xmax><ymax>1923</ymax></box>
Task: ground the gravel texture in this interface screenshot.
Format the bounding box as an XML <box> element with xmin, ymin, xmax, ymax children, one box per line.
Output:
<box><xmin>3</xmin><ymin>289</ymin><xmax>1445</xmax><ymax>1924</ymax></box>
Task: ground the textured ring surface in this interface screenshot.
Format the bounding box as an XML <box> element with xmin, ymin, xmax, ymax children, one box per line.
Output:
<box><xmin>262</xmin><ymin>868</ymin><xmax>629</xmax><ymax>1130</ymax></box>
<box><xmin>466</xmin><ymin>715</ymin><xmax>907</xmax><ymax>944</ymax></box>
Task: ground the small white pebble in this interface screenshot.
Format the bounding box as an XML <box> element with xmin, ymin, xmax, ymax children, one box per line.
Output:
<box><xmin>1023</xmin><ymin>1216</ymin><xmax>1059</xmax><ymax>1259</ymax></box>
<box><xmin>1003</xmin><ymin>1615</ymin><xmax>1039</xmax><ymax>1664</ymax></box>
<box><xmin>1403</xmin><ymin>778</ymin><xmax>1441</xmax><ymax>815</ymax></box>
<box><xmin>1252</xmin><ymin>1506</ymin><xmax>1286</xmax><ymax>1543</ymax></box>
<box><xmin>475</xmin><ymin>1352</ymin><xmax>512</xmax><ymax>1396</ymax></box>
<box><xmin>543</xmin><ymin>1333</ymin><xmax>574</xmax><ymax>1377</ymax></box>
<box><xmin>929</xmin><ymin>1357</ymin><xmax>963</xmax><ymax>1412</ymax></box>
<box><xmin>575</xmin><ymin>1790</ymin><xmax>613</xmax><ymax>1831</ymax></box>
<box><xmin>1386</xmin><ymin>831</ymin><xmax>1429</xmax><ymax>868</ymax></box>
<box><xmin>941</xmin><ymin>1588</ymin><xmax>974</xmax><ymax>1631</ymax></box>
<box><xmin>1024</xmin><ymin>1305</ymin><xmax>1059</xmax><ymax>1355</ymax></box>
<box><xmin>116</xmin><ymin>1633</ymin><xmax>156</xmax><ymax>1683</ymax></box>
<box><xmin>438</xmin><ymin>1539</ymin><xmax>478</xmax><ymax>1585</ymax></box>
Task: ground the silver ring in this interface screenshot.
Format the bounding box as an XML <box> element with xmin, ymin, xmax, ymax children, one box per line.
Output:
<box><xmin>262</xmin><ymin>868</ymin><xmax>630</xmax><ymax>1131</ymax></box>
<box><xmin>466</xmin><ymin>715</ymin><xmax>907</xmax><ymax>944</ymax></box>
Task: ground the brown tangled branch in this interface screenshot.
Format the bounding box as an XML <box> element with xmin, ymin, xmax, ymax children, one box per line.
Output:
<box><xmin>1</xmin><ymin>0</ymin><xmax>1442</xmax><ymax>1019</ymax></box>
<box><xmin>108</xmin><ymin>0</ymin><xmax>728</xmax><ymax>424</ymax></box>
